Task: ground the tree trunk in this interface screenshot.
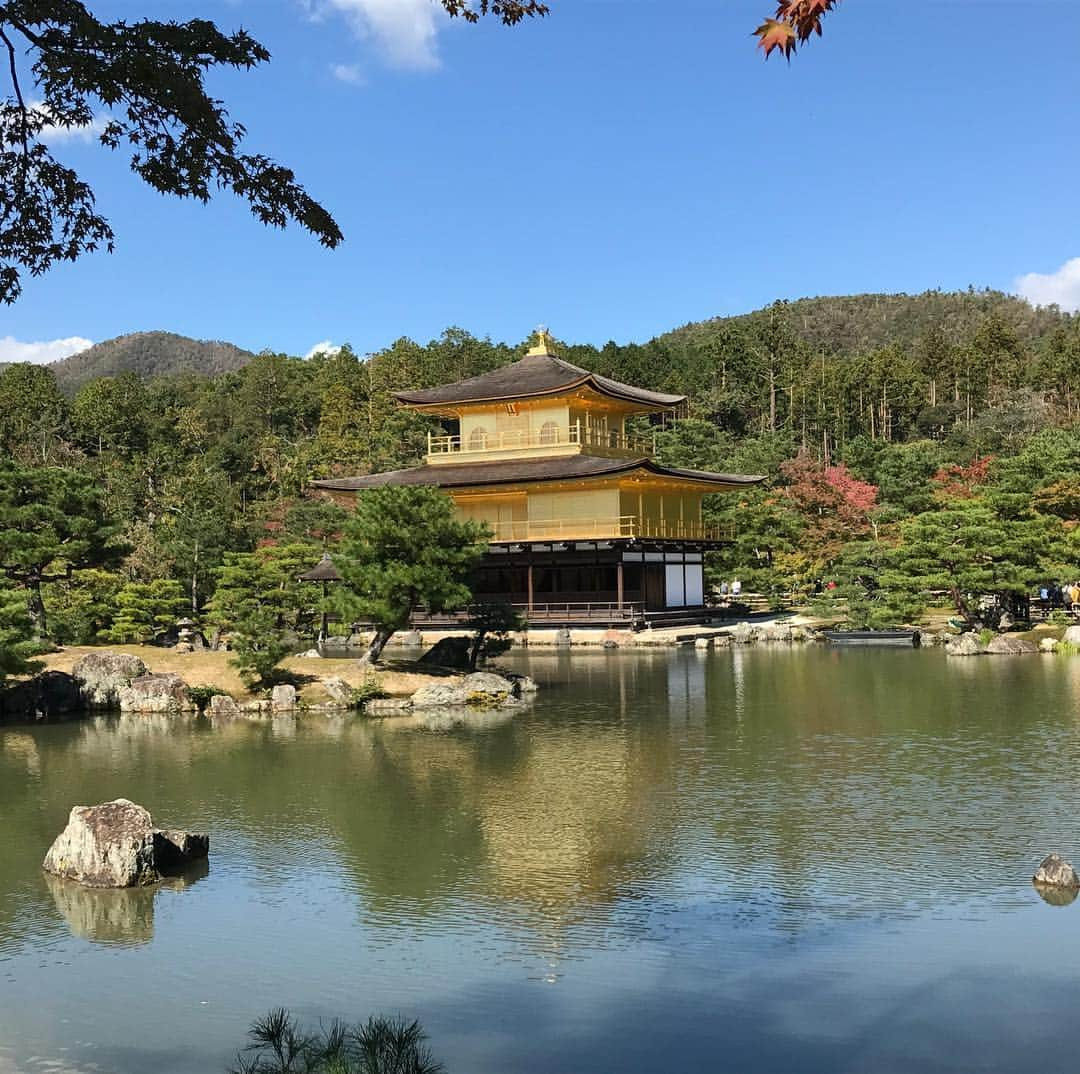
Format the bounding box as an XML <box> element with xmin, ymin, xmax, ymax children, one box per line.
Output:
<box><xmin>27</xmin><ymin>576</ymin><xmax>47</xmax><ymax>638</ymax></box>
<box><xmin>191</xmin><ymin>539</ymin><xmax>200</xmax><ymax>615</ymax></box>
<box><xmin>362</xmin><ymin>627</ymin><xmax>394</xmax><ymax>665</ymax></box>
<box><xmin>951</xmin><ymin>586</ymin><xmax>977</xmax><ymax>627</ymax></box>
<box><xmin>468</xmin><ymin>631</ymin><xmax>486</xmax><ymax>671</ymax></box>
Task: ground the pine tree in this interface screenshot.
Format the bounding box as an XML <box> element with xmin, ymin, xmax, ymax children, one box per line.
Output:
<box><xmin>208</xmin><ymin>552</ymin><xmax>296</xmax><ymax>687</ymax></box>
<box><xmin>335</xmin><ymin>486</ymin><xmax>489</xmax><ymax>664</ymax></box>
<box><xmin>0</xmin><ymin>463</ymin><xmax>123</xmax><ymax>636</ymax></box>
<box><xmin>102</xmin><ymin>580</ymin><xmax>187</xmax><ymax>644</ymax></box>
<box><xmin>0</xmin><ymin>578</ymin><xmax>40</xmax><ymax>685</ymax></box>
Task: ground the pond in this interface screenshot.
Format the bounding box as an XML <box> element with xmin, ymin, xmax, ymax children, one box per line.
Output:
<box><xmin>3</xmin><ymin>646</ymin><xmax>1080</xmax><ymax>1074</ymax></box>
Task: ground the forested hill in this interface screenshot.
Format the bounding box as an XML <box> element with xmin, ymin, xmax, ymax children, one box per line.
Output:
<box><xmin>661</xmin><ymin>290</ymin><xmax>1067</xmax><ymax>356</ymax></box>
<box><xmin>49</xmin><ymin>331</ymin><xmax>255</xmax><ymax>394</ymax></box>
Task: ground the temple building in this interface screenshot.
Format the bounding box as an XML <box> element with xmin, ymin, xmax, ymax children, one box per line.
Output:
<box><xmin>313</xmin><ymin>330</ymin><xmax>763</xmax><ymax>627</ymax></box>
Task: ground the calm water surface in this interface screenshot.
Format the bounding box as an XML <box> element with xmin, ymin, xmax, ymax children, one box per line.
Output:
<box><xmin>3</xmin><ymin>647</ymin><xmax>1080</xmax><ymax>1073</ymax></box>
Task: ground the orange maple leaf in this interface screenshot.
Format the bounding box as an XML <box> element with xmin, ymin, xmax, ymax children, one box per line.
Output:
<box><xmin>760</xmin><ymin>0</ymin><xmax>840</xmax><ymax>58</ymax></box>
<box><xmin>754</xmin><ymin>17</ymin><xmax>797</xmax><ymax>59</ymax></box>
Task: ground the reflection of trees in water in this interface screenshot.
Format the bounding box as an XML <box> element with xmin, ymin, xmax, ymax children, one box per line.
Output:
<box><xmin>6</xmin><ymin>649</ymin><xmax>1080</xmax><ymax>953</ymax></box>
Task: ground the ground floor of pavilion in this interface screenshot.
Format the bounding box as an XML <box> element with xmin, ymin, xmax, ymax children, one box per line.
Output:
<box><xmin>413</xmin><ymin>539</ymin><xmax>724</xmax><ymax>630</ymax></box>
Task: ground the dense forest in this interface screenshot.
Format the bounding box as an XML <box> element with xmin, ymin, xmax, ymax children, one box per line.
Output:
<box><xmin>2</xmin><ymin>288</ymin><xmax>1080</xmax><ymax>643</ymax></box>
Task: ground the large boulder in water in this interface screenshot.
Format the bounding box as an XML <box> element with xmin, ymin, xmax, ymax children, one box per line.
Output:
<box><xmin>986</xmin><ymin>634</ymin><xmax>1037</xmax><ymax>655</ymax></box>
<box><xmin>118</xmin><ymin>673</ymin><xmax>195</xmax><ymax>713</ymax></box>
<box><xmin>72</xmin><ymin>651</ymin><xmax>148</xmax><ymax>709</ymax></box>
<box><xmin>42</xmin><ymin>799</ymin><xmax>208</xmax><ymax>888</ymax></box>
<box><xmin>418</xmin><ymin>636</ymin><xmax>471</xmax><ymax>670</ymax></box>
<box><xmin>0</xmin><ymin>671</ymin><xmax>81</xmax><ymax>723</ymax></box>
<box><xmin>1062</xmin><ymin>625</ymin><xmax>1080</xmax><ymax>646</ymax></box>
<box><xmin>945</xmin><ymin>632</ymin><xmax>985</xmax><ymax>656</ymax></box>
<box><xmin>411</xmin><ymin>672</ymin><xmax>521</xmax><ymax>709</ymax></box>
<box><xmin>1033</xmin><ymin>854</ymin><xmax>1080</xmax><ymax>890</ymax></box>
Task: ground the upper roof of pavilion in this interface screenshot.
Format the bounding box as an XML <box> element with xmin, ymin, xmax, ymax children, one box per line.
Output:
<box><xmin>394</xmin><ymin>329</ymin><xmax>686</xmax><ymax>413</ymax></box>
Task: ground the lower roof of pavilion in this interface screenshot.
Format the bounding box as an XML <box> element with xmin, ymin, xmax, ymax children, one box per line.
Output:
<box><xmin>312</xmin><ymin>455</ymin><xmax>765</xmax><ymax>494</ymax></box>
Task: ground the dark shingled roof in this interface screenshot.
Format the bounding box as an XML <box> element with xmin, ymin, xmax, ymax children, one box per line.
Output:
<box><xmin>393</xmin><ymin>353</ymin><xmax>686</xmax><ymax>410</ymax></box>
<box><xmin>312</xmin><ymin>455</ymin><xmax>764</xmax><ymax>492</ymax></box>
<box><xmin>298</xmin><ymin>552</ymin><xmax>341</xmax><ymax>582</ymax></box>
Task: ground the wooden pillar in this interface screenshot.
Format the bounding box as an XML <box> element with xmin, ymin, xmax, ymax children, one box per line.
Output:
<box><xmin>527</xmin><ymin>560</ymin><xmax>534</xmax><ymax>613</ymax></box>
<box><xmin>617</xmin><ymin>559</ymin><xmax>624</xmax><ymax>611</ymax></box>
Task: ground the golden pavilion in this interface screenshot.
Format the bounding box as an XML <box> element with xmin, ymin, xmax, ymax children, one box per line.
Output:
<box><xmin>314</xmin><ymin>330</ymin><xmax>763</xmax><ymax>627</ymax></box>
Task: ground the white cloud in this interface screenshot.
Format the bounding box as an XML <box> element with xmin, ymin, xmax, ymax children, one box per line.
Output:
<box><xmin>322</xmin><ymin>0</ymin><xmax>445</xmax><ymax>69</ymax></box>
<box><xmin>1015</xmin><ymin>257</ymin><xmax>1080</xmax><ymax>313</ymax></box>
<box><xmin>331</xmin><ymin>62</ymin><xmax>365</xmax><ymax>84</ymax></box>
<box><xmin>29</xmin><ymin>100</ymin><xmax>108</xmax><ymax>145</ymax></box>
<box><xmin>305</xmin><ymin>340</ymin><xmax>342</xmax><ymax>359</ymax></box>
<box><xmin>0</xmin><ymin>335</ymin><xmax>94</xmax><ymax>365</ymax></box>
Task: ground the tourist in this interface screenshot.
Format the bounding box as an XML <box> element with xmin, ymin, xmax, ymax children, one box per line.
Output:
<box><xmin>731</xmin><ymin>578</ymin><xmax>742</xmax><ymax>597</ymax></box>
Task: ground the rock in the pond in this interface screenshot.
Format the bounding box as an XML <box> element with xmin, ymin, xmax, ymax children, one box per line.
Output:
<box><xmin>152</xmin><ymin>829</ymin><xmax>210</xmax><ymax>873</ymax></box>
<box><xmin>118</xmin><ymin>673</ymin><xmax>196</xmax><ymax>714</ymax></box>
<box><xmin>320</xmin><ymin>677</ymin><xmax>355</xmax><ymax>706</ymax></box>
<box><xmin>514</xmin><ymin>675</ymin><xmax>539</xmax><ymax>694</ymax></box>
<box><xmin>72</xmin><ymin>651</ymin><xmax>148</xmax><ymax>709</ymax></box>
<box><xmin>694</xmin><ymin>637</ymin><xmax>713</xmax><ymax>650</ymax></box>
<box><xmin>731</xmin><ymin>622</ymin><xmax>755</xmax><ymax>645</ymax></box>
<box><xmin>555</xmin><ymin>627</ymin><xmax>573</xmax><ymax>648</ymax></box>
<box><xmin>271</xmin><ymin>684</ymin><xmax>297</xmax><ymax>711</ymax></box>
<box><xmin>1062</xmin><ymin>625</ymin><xmax>1080</xmax><ymax>646</ymax></box>
<box><xmin>410</xmin><ymin>682</ymin><xmax>467</xmax><ymax>707</ymax></box>
<box><xmin>418</xmin><ymin>636</ymin><xmax>471</xmax><ymax>670</ymax></box>
<box><xmin>411</xmin><ymin>672</ymin><xmax>521</xmax><ymax>709</ymax></box>
<box><xmin>945</xmin><ymin>632</ymin><xmax>985</xmax><ymax>656</ymax></box>
<box><xmin>463</xmin><ymin>671</ymin><xmax>519</xmax><ymax>704</ymax></box>
<box><xmin>1040</xmin><ymin>637</ymin><xmax>1060</xmax><ymax>653</ymax></box>
<box><xmin>986</xmin><ymin>634</ymin><xmax>1037</xmax><ymax>655</ymax></box>
<box><xmin>42</xmin><ymin>799</ymin><xmax>208</xmax><ymax>888</ymax></box>
<box><xmin>1033</xmin><ymin>854</ymin><xmax>1080</xmax><ymax>890</ymax></box>
<box><xmin>207</xmin><ymin>694</ymin><xmax>240</xmax><ymax>717</ymax></box>
<box><xmin>297</xmin><ymin>648</ymin><xmax>322</xmax><ymax>659</ymax></box>
<box><xmin>0</xmin><ymin>671</ymin><xmax>82</xmax><ymax>723</ymax></box>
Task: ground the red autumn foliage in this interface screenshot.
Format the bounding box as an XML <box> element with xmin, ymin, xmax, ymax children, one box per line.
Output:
<box><xmin>755</xmin><ymin>0</ymin><xmax>841</xmax><ymax>59</ymax></box>
<box><xmin>931</xmin><ymin>456</ymin><xmax>994</xmax><ymax>501</ymax></box>
<box><xmin>780</xmin><ymin>456</ymin><xmax>878</xmax><ymax>547</ymax></box>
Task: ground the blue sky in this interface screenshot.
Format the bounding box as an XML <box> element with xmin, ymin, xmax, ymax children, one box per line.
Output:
<box><xmin>2</xmin><ymin>0</ymin><xmax>1077</xmax><ymax>364</ymax></box>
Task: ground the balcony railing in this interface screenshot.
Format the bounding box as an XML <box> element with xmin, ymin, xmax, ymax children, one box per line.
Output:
<box><xmin>428</xmin><ymin>422</ymin><xmax>655</xmax><ymax>458</ymax></box>
<box><xmin>482</xmin><ymin>516</ymin><xmax>734</xmax><ymax>543</ymax></box>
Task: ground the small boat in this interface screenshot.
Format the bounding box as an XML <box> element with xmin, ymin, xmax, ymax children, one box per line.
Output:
<box><xmin>823</xmin><ymin>630</ymin><xmax>921</xmax><ymax>648</ymax></box>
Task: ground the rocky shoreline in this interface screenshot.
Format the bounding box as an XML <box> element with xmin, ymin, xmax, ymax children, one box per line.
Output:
<box><xmin>0</xmin><ymin>648</ymin><xmax>538</xmax><ymax>724</ymax></box>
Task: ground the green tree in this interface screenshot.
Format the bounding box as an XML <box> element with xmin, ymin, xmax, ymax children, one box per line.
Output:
<box><xmin>466</xmin><ymin>601</ymin><xmax>521</xmax><ymax>670</ymax></box>
<box><xmin>0</xmin><ymin>463</ymin><xmax>122</xmax><ymax>635</ymax></box>
<box><xmin>155</xmin><ymin>465</ymin><xmax>242</xmax><ymax>614</ymax></box>
<box><xmin>102</xmin><ymin>579</ymin><xmax>186</xmax><ymax>643</ymax></box>
<box><xmin>881</xmin><ymin>499</ymin><xmax>1064</xmax><ymax>626</ymax></box>
<box><xmin>208</xmin><ymin>550</ymin><xmax>299</xmax><ymax>687</ymax></box>
<box><xmin>43</xmin><ymin>567</ymin><xmax>122</xmax><ymax>644</ymax></box>
<box><xmin>71</xmin><ymin>373</ymin><xmax>150</xmax><ymax>456</ymax></box>
<box><xmin>0</xmin><ymin>576</ymin><xmax>39</xmax><ymax>684</ymax></box>
<box><xmin>812</xmin><ymin>538</ymin><xmax>924</xmax><ymax>629</ymax></box>
<box><xmin>0</xmin><ymin>363</ymin><xmax>68</xmax><ymax>463</ymax></box>
<box><xmin>335</xmin><ymin>486</ymin><xmax>489</xmax><ymax>664</ymax></box>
